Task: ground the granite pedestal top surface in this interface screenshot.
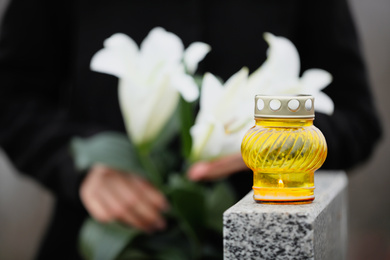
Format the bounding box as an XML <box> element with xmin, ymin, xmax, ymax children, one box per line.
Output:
<box><xmin>223</xmin><ymin>170</ymin><xmax>348</xmax><ymax>260</ymax></box>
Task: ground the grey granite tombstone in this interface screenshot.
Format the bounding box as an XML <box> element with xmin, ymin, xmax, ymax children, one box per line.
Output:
<box><xmin>223</xmin><ymin>171</ymin><xmax>348</xmax><ymax>260</ymax></box>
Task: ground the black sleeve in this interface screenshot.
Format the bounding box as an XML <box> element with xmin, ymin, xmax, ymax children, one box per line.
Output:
<box><xmin>295</xmin><ymin>0</ymin><xmax>382</xmax><ymax>170</ymax></box>
<box><xmin>0</xmin><ymin>0</ymin><xmax>102</xmax><ymax>204</ymax></box>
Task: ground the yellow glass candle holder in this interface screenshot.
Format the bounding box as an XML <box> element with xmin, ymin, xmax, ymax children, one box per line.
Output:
<box><xmin>241</xmin><ymin>95</ymin><xmax>327</xmax><ymax>204</ymax></box>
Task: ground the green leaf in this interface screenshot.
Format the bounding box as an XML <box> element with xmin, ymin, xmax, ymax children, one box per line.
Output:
<box><xmin>167</xmin><ymin>175</ymin><xmax>207</xmax><ymax>258</ymax></box>
<box><xmin>117</xmin><ymin>249</ymin><xmax>151</xmax><ymax>260</ymax></box>
<box><xmin>179</xmin><ymin>97</ymin><xmax>197</xmax><ymax>159</ymax></box>
<box><xmin>138</xmin><ymin>227</ymin><xmax>190</xmax><ymax>260</ymax></box>
<box><xmin>156</xmin><ymin>249</ymin><xmax>188</xmax><ymax>260</ymax></box>
<box><xmin>70</xmin><ymin>132</ymin><xmax>143</xmax><ymax>174</ymax></box>
<box><xmin>170</xmin><ymin>186</ymin><xmax>207</xmax><ymax>234</ymax></box>
<box><xmin>201</xmin><ymin>242</ymin><xmax>224</xmax><ymax>260</ymax></box>
<box><xmin>79</xmin><ymin>218</ymin><xmax>141</xmax><ymax>260</ymax></box>
<box><xmin>206</xmin><ymin>182</ymin><xmax>236</xmax><ymax>233</ymax></box>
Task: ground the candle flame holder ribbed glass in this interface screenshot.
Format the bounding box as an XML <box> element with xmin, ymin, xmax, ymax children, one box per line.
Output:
<box><xmin>241</xmin><ymin>95</ymin><xmax>327</xmax><ymax>204</ymax></box>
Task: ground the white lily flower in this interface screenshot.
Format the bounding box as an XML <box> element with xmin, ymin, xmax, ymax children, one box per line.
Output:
<box><xmin>248</xmin><ymin>33</ymin><xmax>334</xmax><ymax>115</ymax></box>
<box><xmin>190</xmin><ymin>32</ymin><xmax>334</xmax><ymax>162</ymax></box>
<box><xmin>90</xmin><ymin>27</ymin><xmax>210</xmax><ymax>146</ymax></box>
<box><xmin>190</xmin><ymin>68</ymin><xmax>252</xmax><ymax>161</ymax></box>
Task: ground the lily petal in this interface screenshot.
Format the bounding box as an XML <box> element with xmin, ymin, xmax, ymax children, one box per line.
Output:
<box><xmin>171</xmin><ymin>71</ymin><xmax>199</xmax><ymax>102</ymax></box>
<box><xmin>215</xmin><ymin>67</ymin><xmax>249</xmax><ymax>121</ymax></box>
<box><xmin>118</xmin><ymin>78</ymin><xmax>146</xmax><ymax>144</ymax></box>
<box><xmin>140</xmin><ymin>80</ymin><xmax>180</xmax><ymax>144</ymax></box>
<box><xmin>263</xmin><ymin>32</ymin><xmax>300</xmax><ymax>79</ymax></box>
<box><xmin>301</xmin><ymin>69</ymin><xmax>333</xmax><ymax>92</ymax></box>
<box><xmin>248</xmin><ymin>33</ymin><xmax>300</xmax><ymax>93</ymax></box>
<box><xmin>91</xmin><ymin>33</ymin><xmax>139</xmax><ymax>79</ymax></box>
<box><xmin>119</xmin><ymin>77</ymin><xmax>180</xmax><ymax>145</ymax></box>
<box><xmin>199</xmin><ymin>73</ymin><xmax>224</xmax><ymax>115</ymax></box>
<box><xmin>184</xmin><ymin>42</ymin><xmax>211</xmax><ymax>74</ymax></box>
<box><xmin>190</xmin><ymin>119</ymin><xmax>225</xmax><ymax>161</ymax></box>
<box><xmin>140</xmin><ymin>27</ymin><xmax>184</xmax><ymax>68</ymax></box>
<box><xmin>220</xmin><ymin>127</ymin><xmax>249</xmax><ymax>157</ymax></box>
<box><xmin>313</xmin><ymin>91</ymin><xmax>334</xmax><ymax>115</ymax></box>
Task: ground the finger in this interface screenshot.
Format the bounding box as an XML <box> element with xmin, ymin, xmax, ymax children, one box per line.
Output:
<box><xmin>81</xmin><ymin>192</ymin><xmax>112</xmax><ymax>223</ymax></box>
<box><xmin>110</xmin><ymin>175</ymin><xmax>167</xmax><ymax>231</ymax></box>
<box><xmin>126</xmin><ymin>175</ymin><xmax>167</xmax><ymax>229</ymax></box>
<box><xmin>80</xmin><ymin>167</ymin><xmax>113</xmax><ymax>222</ymax></box>
<box><xmin>94</xmin><ymin>184</ymin><xmax>127</xmax><ymax>221</ymax></box>
<box><xmin>81</xmin><ymin>178</ymin><xmax>127</xmax><ymax>224</ymax></box>
<box><xmin>126</xmin><ymin>197</ymin><xmax>166</xmax><ymax>231</ymax></box>
<box><xmin>97</xmin><ymin>181</ymin><xmax>158</xmax><ymax>232</ymax></box>
<box><xmin>188</xmin><ymin>153</ymin><xmax>248</xmax><ymax>181</ymax></box>
<box><xmin>131</xmin><ymin>175</ymin><xmax>170</xmax><ymax>211</ymax></box>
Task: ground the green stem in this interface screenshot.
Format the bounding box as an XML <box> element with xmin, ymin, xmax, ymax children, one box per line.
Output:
<box><xmin>136</xmin><ymin>146</ymin><xmax>163</xmax><ymax>189</ymax></box>
<box><xmin>179</xmin><ymin>97</ymin><xmax>195</xmax><ymax>160</ymax></box>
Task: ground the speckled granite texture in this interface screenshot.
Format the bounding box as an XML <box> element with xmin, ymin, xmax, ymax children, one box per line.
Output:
<box><xmin>223</xmin><ymin>171</ymin><xmax>348</xmax><ymax>260</ymax></box>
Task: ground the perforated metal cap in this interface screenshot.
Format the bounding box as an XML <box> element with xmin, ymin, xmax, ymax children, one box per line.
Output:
<box><xmin>255</xmin><ymin>95</ymin><xmax>315</xmax><ymax>119</ymax></box>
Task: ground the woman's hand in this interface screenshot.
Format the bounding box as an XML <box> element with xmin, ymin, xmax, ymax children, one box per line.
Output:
<box><xmin>80</xmin><ymin>164</ymin><xmax>169</xmax><ymax>233</ymax></box>
<box><xmin>187</xmin><ymin>153</ymin><xmax>248</xmax><ymax>181</ymax></box>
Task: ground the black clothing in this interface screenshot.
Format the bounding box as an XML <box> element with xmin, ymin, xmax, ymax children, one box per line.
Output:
<box><xmin>0</xmin><ymin>0</ymin><xmax>381</xmax><ymax>259</ymax></box>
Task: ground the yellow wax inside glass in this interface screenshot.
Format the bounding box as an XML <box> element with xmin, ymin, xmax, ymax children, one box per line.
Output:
<box><xmin>241</xmin><ymin>118</ymin><xmax>327</xmax><ymax>204</ymax></box>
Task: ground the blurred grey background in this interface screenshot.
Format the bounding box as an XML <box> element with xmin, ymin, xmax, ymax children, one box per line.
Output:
<box><xmin>0</xmin><ymin>0</ymin><xmax>389</xmax><ymax>259</ymax></box>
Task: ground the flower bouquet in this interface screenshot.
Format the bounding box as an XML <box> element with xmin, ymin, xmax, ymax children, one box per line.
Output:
<box><xmin>70</xmin><ymin>27</ymin><xmax>333</xmax><ymax>260</ymax></box>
